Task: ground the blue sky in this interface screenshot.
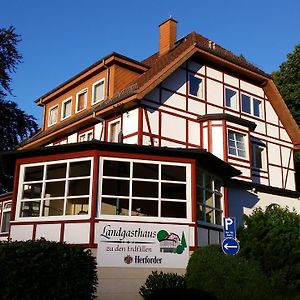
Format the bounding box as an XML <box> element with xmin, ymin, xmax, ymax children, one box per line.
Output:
<box><xmin>1</xmin><ymin>0</ymin><xmax>300</xmax><ymax>126</ymax></box>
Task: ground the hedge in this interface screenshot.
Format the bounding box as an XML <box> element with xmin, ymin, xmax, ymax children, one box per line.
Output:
<box><xmin>0</xmin><ymin>239</ymin><xmax>98</xmax><ymax>300</ymax></box>
<box><xmin>185</xmin><ymin>245</ymin><xmax>273</xmax><ymax>300</ymax></box>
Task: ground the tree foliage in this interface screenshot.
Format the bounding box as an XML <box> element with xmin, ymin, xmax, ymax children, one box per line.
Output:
<box><xmin>0</xmin><ymin>26</ymin><xmax>38</xmax><ymax>193</ymax></box>
<box><xmin>273</xmin><ymin>44</ymin><xmax>300</xmax><ymax>126</ymax></box>
<box><xmin>238</xmin><ymin>205</ymin><xmax>300</xmax><ymax>299</ymax></box>
<box><xmin>186</xmin><ymin>245</ymin><xmax>272</xmax><ymax>300</ymax></box>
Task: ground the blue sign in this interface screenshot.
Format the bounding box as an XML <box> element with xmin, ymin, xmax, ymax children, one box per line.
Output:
<box><xmin>222</xmin><ymin>238</ymin><xmax>240</xmax><ymax>255</ymax></box>
<box><xmin>223</xmin><ymin>217</ymin><xmax>236</xmax><ymax>238</ymax></box>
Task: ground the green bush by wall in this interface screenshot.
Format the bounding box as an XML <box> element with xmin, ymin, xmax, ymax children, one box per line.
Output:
<box><xmin>0</xmin><ymin>239</ymin><xmax>97</xmax><ymax>300</ymax></box>
<box><xmin>185</xmin><ymin>245</ymin><xmax>272</xmax><ymax>300</ymax></box>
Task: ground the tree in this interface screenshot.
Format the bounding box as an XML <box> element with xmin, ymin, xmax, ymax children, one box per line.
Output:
<box><xmin>272</xmin><ymin>44</ymin><xmax>300</xmax><ymax>126</ymax></box>
<box><xmin>0</xmin><ymin>26</ymin><xmax>38</xmax><ymax>193</ymax></box>
<box><xmin>238</xmin><ymin>205</ymin><xmax>300</xmax><ymax>299</ymax></box>
<box><xmin>272</xmin><ymin>44</ymin><xmax>300</xmax><ymax>190</ymax></box>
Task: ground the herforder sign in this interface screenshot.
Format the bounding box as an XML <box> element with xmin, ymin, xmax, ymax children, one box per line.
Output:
<box><xmin>97</xmin><ymin>222</ymin><xmax>189</xmax><ymax>268</ymax></box>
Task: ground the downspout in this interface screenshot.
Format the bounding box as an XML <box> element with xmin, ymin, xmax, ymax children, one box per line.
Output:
<box><xmin>92</xmin><ymin>112</ymin><xmax>106</xmax><ymax>141</ymax></box>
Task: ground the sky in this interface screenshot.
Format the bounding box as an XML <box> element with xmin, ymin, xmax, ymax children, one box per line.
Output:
<box><xmin>1</xmin><ymin>0</ymin><xmax>300</xmax><ymax>126</ymax></box>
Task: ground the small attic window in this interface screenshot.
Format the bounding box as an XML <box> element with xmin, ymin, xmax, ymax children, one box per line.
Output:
<box><xmin>48</xmin><ymin>105</ymin><xmax>58</xmax><ymax>127</ymax></box>
<box><xmin>189</xmin><ymin>75</ymin><xmax>204</xmax><ymax>99</ymax></box>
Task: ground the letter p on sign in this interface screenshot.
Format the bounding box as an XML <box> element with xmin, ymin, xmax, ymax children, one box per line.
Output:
<box><xmin>223</xmin><ymin>217</ymin><xmax>236</xmax><ymax>238</ymax></box>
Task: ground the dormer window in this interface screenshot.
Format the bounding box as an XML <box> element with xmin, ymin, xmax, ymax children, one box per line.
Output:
<box><xmin>61</xmin><ymin>97</ymin><xmax>72</xmax><ymax>120</ymax></box>
<box><xmin>76</xmin><ymin>89</ymin><xmax>87</xmax><ymax>113</ymax></box>
<box><xmin>189</xmin><ymin>75</ymin><xmax>204</xmax><ymax>99</ymax></box>
<box><xmin>92</xmin><ymin>79</ymin><xmax>105</xmax><ymax>105</ymax></box>
<box><xmin>48</xmin><ymin>105</ymin><xmax>58</xmax><ymax>127</ymax></box>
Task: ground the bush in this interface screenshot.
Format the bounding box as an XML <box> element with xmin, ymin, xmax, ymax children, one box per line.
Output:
<box><xmin>140</xmin><ymin>271</ymin><xmax>217</xmax><ymax>300</ymax></box>
<box><xmin>185</xmin><ymin>245</ymin><xmax>272</xmax><ymax>300</ymax></box>
<box><xmin>238</xmin><ymin>205</ymin><xmax>300</xmax><ymax>299</ymax></box>
<box><xmin>0</xmin><ymin>239</ymin><xmax>98</xmax><ymax>300</ymax></box>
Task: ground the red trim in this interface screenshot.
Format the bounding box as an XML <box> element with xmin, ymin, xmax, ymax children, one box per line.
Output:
<box><xmin>284</xmin><ymin>149</ymin><xmax>293</xmax><ymax>188</ymax></box>
<box><xmin>53</xmin><ymin>137</ymin><xmax>68</xmax><ymax>145</ymax></box>
<box><xmin>77</xmin><ymin>125</ymin><xmax>94</xmax><ymax>142</ymax></box>
<box><xmin>223</xmin><ymin>120</ymin><xmax>227</xmax><ymax>161</ymax></box>
<box><xmin>158</xmin><ymin>111</ymin><xmax>162</xmax><ymax>147</ymax></box>
<box><xmin>208</xmin><ymin>120</ymin><xmax>212</xmax><ymax>152</ymax></box>
<box><xmin>60</xmin><ymin>222</ymin><xmax>65</xmax><ymax>242</ymax></box>
<box><xmin>186</xmin><ymin>119</ymin><xmax>189</xmax><ymax>148</ymax></box>
<box><xmin>32</xmin><ymin>223</ymin><xmax>37</xmax><ymax>240</ymax></box>
<box><xmin>123</xmin><ymin>132</ymin><xmax>138</xmax><ymax>139</ymax></box>
<box><xmin>89</xmin><ymin>154</ymin><xmax>99</xmax><ymax>245</ymax></box>
<box><xmin>191</xmin><ymin>161</ymin><xmax>198</xmax><ymax>247</ymax></box>
<box><xmin>279</xmin><ymin>145</ymin><xmax>284</xmax><ymax>188</ymax></box>
<box><xmin>10</xmin><ymin>162</ymin><xmax>20</xmax><ymax>225</ymax></box>
<box><xmin>144</xmin><ymin>109</ymin><xmax>154</xmax><ymax>146</ymax></box>
<box><xmin>223</xmin><ymin>187</ymin><xmax>229</xmax><ymax>217</ymax></box>
<box><xmin>138</xmin><ymin>107</ymin><xmax>143</xmax><ymax>145</ymax></box>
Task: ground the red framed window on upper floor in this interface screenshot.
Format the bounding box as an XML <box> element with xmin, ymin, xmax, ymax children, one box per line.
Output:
<box><xmin>228</xmin><ymin>130</ymin><xmax>247</xmax><ymax>159</ymax></box>
<box><xmin>189</xmin><ymin>74</ymin><xmax>204</xmax><ymax>99</ymax></box>
<box><xmin>241</xmin><ymin>93</ymin><xmax>262</xmax><ymax>118</ymax></box>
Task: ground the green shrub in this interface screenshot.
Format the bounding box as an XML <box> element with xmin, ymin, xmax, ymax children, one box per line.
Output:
<box><xmin>238</xmin><ymin>205</ymin><xmax>300</xmax><ymax>299</ymax></box>
<box><xmin>0</xmin><ymin>239</ymin><xmax>98</xmax><ymax>300</ymax></box>
<box><xmin>140</xmin><ymin>271</ymin><xmax>217</xmax><ymax>300</ymax></box>
<box><xmin>186</xmin><ymin>245</ymin><xmax>272</xmax><ymax>300</ymax></box>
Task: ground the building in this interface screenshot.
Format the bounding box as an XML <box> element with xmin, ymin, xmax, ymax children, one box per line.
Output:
<box><xmin>1</xmin><ymin>19</ymin><xmax>300</xmax><ymax>299</ymax></box>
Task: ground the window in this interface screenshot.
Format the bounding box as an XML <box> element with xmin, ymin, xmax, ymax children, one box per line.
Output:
<box><xmin>189</xmin><ymin>75</ymin><xmax>204</xmax><ymax>99</ymax></box>
<box><xmin>197</xmin><ymin>170</ymin><xmax>223</xmax><ymax>226</ymax></box>
<box><xmin>61</xmin><ymin>97</ymin><xmax>72</xmax><ymax>120</ymax></box>
<box><xmin>228</xmin><ymin>130</ymin><xmax>247</xmax><ymax>158</ymax></box>
<box><xmin>78</xmin><ymin>130</ymin><xmax>94</xmax><ymax>142</ymax></box>
<box><xmin>76</xmin><ymin>89</ymin><xmax>87</xmax><ymax>112</ymax></box>
<box><xmin>48</xmin><ymin>105</ymin><xmax>58</xmax><ymax>126</ymax></box>
<box><xmin>18</xmin><ymin>158</ymin><xmax>92</xmax><ymax>219</ymax></box>
<box><xmin>241</xmin><ymin>93</ymin><xmax>262</xmax><ymax>117</ymax></box>
<box><xmin>100</xmin><ymin>158</ymin><xmax>190</xmax><ymax>221</ymax></box>
<box><xmin>225</xmin><ymin>87</ymin><xmax>238</xmax><ymax>110</ymax></box>
<box><xmin>1</xmin><ymin>201</ymin><xmax>11</xmax><ymax>233</ymax></box>
<box><xmin>92</xmin><ymin>79</ymin><xmax>105</xmax><ymax>104</ymax></box>
<box><xmin>252</xmin><ymin>143</ymin><xmax>266</xmax><ymax>170</ymax></box>
<box><xmin>108</xmin><ymin>120</ymin><xmax>121</xmax><ymax>143</ymax></box>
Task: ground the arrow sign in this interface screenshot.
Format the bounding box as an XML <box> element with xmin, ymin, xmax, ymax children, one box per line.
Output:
<box><xmin>222</xmin><ymin>238</ymin><xmax>240</xmax><ymax>255</ymax></box>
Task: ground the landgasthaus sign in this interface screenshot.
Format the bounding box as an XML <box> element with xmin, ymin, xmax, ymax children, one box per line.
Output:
<box><xmin>97</xmin><ymin>222</ymin><xmax>189</xmax><ymax>268</ymax></box>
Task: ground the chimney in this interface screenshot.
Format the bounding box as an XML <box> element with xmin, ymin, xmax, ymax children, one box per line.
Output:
<box><xmin>159</xmin><ymin>18</ymin><xmax>177</xmax><ymax>55</ymax></box>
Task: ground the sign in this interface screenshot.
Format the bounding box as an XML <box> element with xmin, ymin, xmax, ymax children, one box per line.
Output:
<box><xmin>223</xmin><ymin>217</ymin><xmax>236</xmax><ymax>238</ymax></box>
<box><xmin>221</xmin><ymin>237</ymin><xmax>240</xmax><ymax>255</ymax></box>
<box><xmin>97</xmin><ymin>222</ymin><xmax>189</xmax><ymax>268</ymax></box>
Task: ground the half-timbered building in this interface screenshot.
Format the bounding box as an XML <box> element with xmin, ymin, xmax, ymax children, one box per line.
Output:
<box><xmin>1</xmin><ymin>19</ymin><xmax>299</xmax><ymax>299</ymax></box>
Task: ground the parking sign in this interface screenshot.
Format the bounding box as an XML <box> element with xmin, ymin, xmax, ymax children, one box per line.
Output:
<box><xmin>223</xmin><ymin>217</ymin><xmax>236</xmax><ymax>238</ymax></box>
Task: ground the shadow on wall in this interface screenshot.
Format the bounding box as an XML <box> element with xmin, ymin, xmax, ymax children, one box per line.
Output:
<box><xmin>228</xmin><ymin>188</ymin><xmax>260</xmax><ymax>226</ymax></box>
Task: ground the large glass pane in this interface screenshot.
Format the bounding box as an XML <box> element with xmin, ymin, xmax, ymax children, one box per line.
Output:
<box><xmin>68</xmin><ymin>179</ymin><xmax>90</xmax><ymax>196</ymax></box>
<box><xmin>215</xmin><ymin>210</ymin><xmax>222</xmax><ymax>225</ymax></box>
<box><xmin>20</xmin><ymin>201</ymin><xmax>40</xmax><ymax>217</ymax></box>
<box><xmin>161</xmin><ymin>183</ymin><xmax>186</xmax><ymax>199</ymax></box>
<box><xmin>24</xmin><ymin>166</ymin><xmax>44</xmax><ymax>181</ymax></box>
<box><xmin>215</xmin><ymin>194</ymin><xmax>221</xmax><ymax>209</ymax></box>
<box><xmin>253</xmin><ymin>98</ymin><xmax>261</xmax><ymax>117</ymax></box>
<box><xmin>101</xmin><ymin>197</ymin><xmax>129</xmax><ymax>216</ymax></box>
<box><xmin>102</xmin><ymin>179</ymin><xmax>129</xmax><ymax>196</ymax></box>
<box><xmin>229</xmin><ymin>146</ymin><xmax>237</xmax><ymax>156</ymax></box>
<box><xmin>45</xmin><ymin>181</ymin><xmax>65</xmax><ymax>197</ymax></box>
<box><xmin>42</xmin><ymin>199</ymin><xmax>64</xmax><ymax>216</ymax></box>
<box><xmin>132</xmin><ymin>181</ymin><xmax>158</xmax><ymax>198</ymax></box>
<box><xmin>225</xmin><ymin>88</ymin><xmax>237</xmax><ymax>109</ymax></box>
<box><xmin>161</xmin><ymin>165</ymin><xmax>186</xmax><ymax>181</ymax></box>
<box><xmin>161</xmin><ymin>201</ymin><xmax>186</xmax><ymax>218</ymax></box>
<box><xmin>205</xmin><ymin>191</ymin><xmax>214</xmax><ymax>207</ymax></box>
<box><xmin>205</xmin><ymin>174</ymin><xmax>213</xmax><ymax>190</ymax></box>
<box><xmin>241</xmin><ymin>94</ymin><xmax>251</xmax><ymax>114</ymax></box>
<box><xmin>69</xmin><ymin>161</ymin><xmax>91</xmax><ymax>177</ymax></box>
<box><xmin>197</xmin><ymin>204</ymin><xmax>205</xmax><ymax>221</ymax></box>
<box><xmin>66</xmin><ymin>198</ymin><xmax>89</xmax><ymax>215</ymax></box>
<box><xmin>131</xmin><ymin>199</ymin><xmax>158</xmax><ymax>217</ymax></box>
<box><xmin>189</xmin><ymin>75</ymin><xmax>203</xmax><ymax>98</ymax></box>
<box><xmin>1</xmin><ymin>211</ymin><xmax>10</xmax><ymax>232</ymax></box>
<box><xmin>46</xmin><ymin>163</ymin><xmax>67</xmax><ymax>179</ymax></box>
<box><xmin>22</xmin><ymin>183</ymin><xmax>42</xmax><ymax>199</ymax></box>
<box><xmin>205</xmin><ymin>207</ymin><xmax>214</xmax><ymax>223</ymax></box>
<box><xmin>133</xmin><ymin>163</ymin><xmax>158</xmax><ymax>179</ymax></box>
<box><xmin>103</xmin><ymin>160</ymin><xmax>130</xmax><ymax>177</ymax></box>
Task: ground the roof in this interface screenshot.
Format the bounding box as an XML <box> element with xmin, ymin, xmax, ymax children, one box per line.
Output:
<box><xmin>2</xmin><ymin>141</ymin><xmax>241</xmax><ymax>181</ymax></box>
<box><xmin>20</xmin><ymin>28</ymin><xmax>300</xmax><ymax>149</ymax></box>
